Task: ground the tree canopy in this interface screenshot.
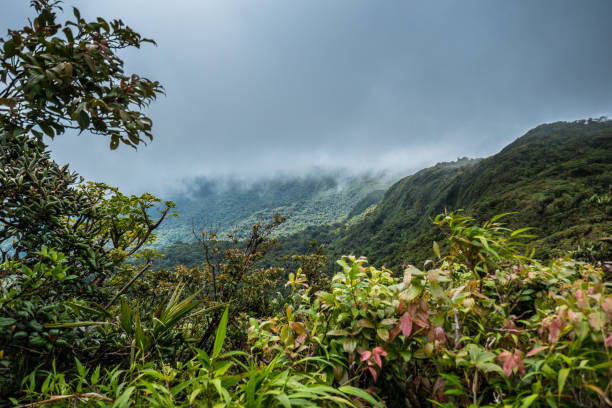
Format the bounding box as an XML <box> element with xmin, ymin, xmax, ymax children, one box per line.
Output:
<box><xmin>0</xmin><ymin>0</ymin><xmax>163</xmax><ymax>148</ymax></box>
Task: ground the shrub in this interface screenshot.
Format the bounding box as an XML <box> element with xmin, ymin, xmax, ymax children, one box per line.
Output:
<box><xmin>250</xmin><ymin>212</ymin><xmax>612</xmax><ymax>407</ymax></box>
<box><xmin>16</xmin><ymin>308</ymin><xmax>381</xmax><ymax>408</ymax></box>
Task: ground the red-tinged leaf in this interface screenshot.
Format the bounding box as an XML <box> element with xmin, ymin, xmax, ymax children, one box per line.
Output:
<box><xmin>567</xmin><ymin>310</ymin><xmax>579</xmax><ymax>322</ymax></box>
<box><xmin>503</xmin><ymin>355</ymin><xmax>515</xmax><ymax>377</ymax></box>
<box><xmin>368</xmin><ymin>367</ymin><xmax>378</xmax><ymax>382</ymax></box>
<box><xmin>372</xmin><ymin>346</ymin><xmax>387</xmax><ymax>368</ymax></box>
<box><xmin>373</xmin><ymin>353</ymin><xmax>382</xmax><ymax>369</ymax></box>
<box><xmin>526</xmin><ymin>346</ymin><xmax>548</xmax><ymax>357</ymax></box>
<box><xmin>373</xmin><ymin>346</ymin><xmax>387</xmax><ymax>357</ymax></box>
<box><xmin>513</xmin><ymin>349</ymin><xmax>526</xmax><ymax>376</ymax></box>
<box><xmin>400</xmin><ymin>312</ymin><xmax>413</xmax><ymax>337</ymax></box>
<box><xmin>602</xmin><ymin>298</ymin><xmax>612</xmax><ymax>315</ymax></box>
<box><xmin>360</xmin><ymin>350</ymin><xmax>372</xmax><ymax>362</ymax></box>
<box><xmin>295</xmin><ymin>333</ymin><xmax>307</xmax><ymax>347</ymax></box>
<box><xmin>289</xmin><ymin>321</ymin><xmax>305</xmax><ymax>335</ymax></box>
<box><xmin>503</xmin><ymin>319</ymin><xmax>520</xmax><ymax>333</ymax></box>
<box><xmin>389</xmin><ymin>324</ymin><xmax>401</xmax><ymax>341</ymax></box>
<box><xmin>589</xmin><ymin>312</ymin><xmax>604</xmax><ymax>331</ymax></box>
<box><xmin>433</xmin><ymin>377</ymin><xmax>447</xmax><ymax>402</ymax></box>
<box><xmin>414</xmin><ymin>315</ymin><xmax>430</xmax><ymax>329</ymax></box>
<box><xmin>398</xmin><ymin>299</ymin><xmax>406</xmax><ymax>314</ymax></box>
<box><xmin>548</xmin><ymin>316</ymin><xmax>563</xmax><ymax>343</ymax></box>
<box><xmin>496</xmin><ymin>351</ymin><xmax>513</xmax><ymax>377</ymax></box>
<box><xmin>434</xmin><ymin>326</ymin><xmax>446</xmax><ymax>344</ymax></box>
<box><xmin>497</xmin><ymin>349</ymin><xmax>525</xmax><ymax>377</ymax></box>
<box><xmin>472</xmin><ymin>290</ymin><xmax>489</xmax><ymax>299</ymax></box>
<box><xmin>605</xmin><ymin>334</ymin><xmax>612</xmax><ymax>348</ymax></box>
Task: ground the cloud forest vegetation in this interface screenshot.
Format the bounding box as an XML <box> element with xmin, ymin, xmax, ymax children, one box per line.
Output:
<box><xmin>1</xmin><ymin>2</ymin><xmax>611</xmax><ymax>407</ymax></box>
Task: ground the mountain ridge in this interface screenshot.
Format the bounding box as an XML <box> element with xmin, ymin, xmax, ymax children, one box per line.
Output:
<box><xmin>154</xmin><ymin>119</ymin><xmax>611</xmax><ymax>271</ymax></box>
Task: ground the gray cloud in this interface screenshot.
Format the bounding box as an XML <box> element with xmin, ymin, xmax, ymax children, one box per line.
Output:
<box><xmin>2</xmin><ymin>0</ymin><xmax>611</xmax><ymax>195</ymax></box>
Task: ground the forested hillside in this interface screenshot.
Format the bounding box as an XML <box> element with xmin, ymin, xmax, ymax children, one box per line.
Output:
<box><xmin>157</xmin><ymin>119</ymin><xmax>611</xmax><ymax>271</ymax></box>
<box><xmin>152</xmin><ymin>172</ymin><xmax>394</xmax><ymax>248</ymax></box>
<box><xmin>323</xmin><ymin>119</ymin><xmax>612</xmax><ymax>269</ymax></box>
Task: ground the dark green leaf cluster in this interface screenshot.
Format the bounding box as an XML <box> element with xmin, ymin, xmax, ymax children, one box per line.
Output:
<box><xmin>0</xmin><ymin>0</ymin><xmax>163</xmax><ymax>148</ymax></box>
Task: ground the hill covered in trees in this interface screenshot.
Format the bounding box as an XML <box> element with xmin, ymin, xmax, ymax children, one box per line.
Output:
<box><xmin>318</xmin><ymin>119</ymin><xmax>612</xmax><ymax>269</ymax></box>
<box><xmin>159</xmin><ymin>119</ymin><xmax>612</xmax><ymax>271</ymax></box>
<box><xmin>152</xmin><ymin>171</ymin><xmax>395</xmax><ymax>248</ymax></box>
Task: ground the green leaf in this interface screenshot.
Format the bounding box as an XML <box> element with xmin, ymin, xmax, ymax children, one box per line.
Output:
<box><xmin>2</xmin><ymin>40</ymin><xmax>16</xmax><ymax>57</ymax></box>
<box><xmin>66</xmin><ymin>301</ymin><xmax>113</xmax><ymax>319</ymax></box>
<box><xmin>379</xmin><ymin>318</ymin><xmax>396</xmax><ymax>327</ymax></box>
<box><xmin>557</xmin><ymin>368</ymin><xmax>570</xmax><ymax>397</ymax></box>
<box><xmin>63</xmin><ymin>27</ymin><xmax>74</xmax><ymax>42</ymax></box>
<box><xmin>343</xmin><ymin>338</ymin><xmax>357</xmax><ymax>353</ymax></box>
<box><xmin>377</xmin><ymin>328</ymin><xmax>389</xmax><ymax>341</ymax></box>
<box><xmin>478</xmin><ymin>362</ymin><xmax>504</xmax><ymax>375</ymax></box>
<box><xmin>585</xmin><ymin>384</ymin><xmax>612</xmax><ymax>405</ymax></box>
<box><xmin>0</xmin><ymin>317</ymin><xmax>16</xmax><ymax>326</ymax></box>
<box><xmin>113</xmin><ymin>385</ymin><xmax>134</xmax><ymax>408</ymax></box>
<box><xmin>338</xmin><ymin>386</ymin><xmax>381</xmax><ymax>407</ymax></box>
<box><xmin>110</xmin><ymin>136</ymin><xmax>119</xmax><ymax>150</ymax></box>
<box><xmin>520</xmin><ymin>394</ymin><xmax>538</xmax><ymax>408</ymax></box>
<box><xmin>357</xmin><ymin>319</ymin><xmax>375</xmax><ymax>329</ymax></box>
<box><xmin>433</xmin><ymin>241</ymin><xmax>441</xmax><ymax>259</ymax></box>
<box><xmin>276</xmin><ymin>393</ymin><xmax>291</xmax><ymax>408</ymax></box>
<box><xmin>510</xmin><ymin>227</ymin><xmax>534</xmax><ymax>237</ymax></box>
<box><xmin>120</xmin><ymin>298</ymin><xmax>133</xmax><ymax>335</ymax></box>
<box><xmin>212</xmin><ymin>308</ymin><xmax>229</xmax><ymax>359</ymax></box>
<box><xmin>211</xmin><ymin>378</ymin><xmax>231</xmax><ymax>405</ymax></box>
<box><xmin>326</xmin><ymin>329</ymin><xmax>350</xmax><ymax>336</ymax></box>
<box><xmin>40</xmin><ymin>123</ymin><xmax>54</xmax><ymax>137</ymax></box>
<box><xmin>46</xmin><ymin>321</ymin><xmax>108</xmax><ymax>328</ymax></box>
<box><xmin>77</xmin><ymin>110</ymin><xmax>90</xmax><ymax>130</ymax></box>
<box><xmin>430</xmin><ymin>283</ymin><xmax>447</xmax><ymax>301</ymax></box>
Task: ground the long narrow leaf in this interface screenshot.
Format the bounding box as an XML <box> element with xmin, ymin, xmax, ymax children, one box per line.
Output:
<box><xmin>338</xmin><ymin>386</ymin><xmax>382</xmax><ymax>407</ymax></box>
<box><xmin>213</xmin><ymin>307</ymin><xmax>229</xmax><ymax>359</ymax></box>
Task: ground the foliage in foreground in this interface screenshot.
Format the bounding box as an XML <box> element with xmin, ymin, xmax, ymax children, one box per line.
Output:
<box><xmin>3</xmin><ymin>211</ymin><xmax>611</xmax><ymax>407</ymax></box>
<box><xmin>250</xmin><ymin>212</ymin><xmax>612</xmax><ymax>407</ymax></box>
<box><xmin>15</xmin><ymin>308</ymin><xmax>378</xmax><ymax>408</ymax></box>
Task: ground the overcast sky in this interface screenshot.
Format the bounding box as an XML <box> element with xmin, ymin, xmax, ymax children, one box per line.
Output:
<box><xmin>2</xmin><ymin>0</ymin><xmax>612</xmax><ymax>195</ymax></box>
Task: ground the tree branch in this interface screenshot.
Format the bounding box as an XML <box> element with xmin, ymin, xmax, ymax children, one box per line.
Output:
<box><xmin>105</xmin><ymin>260</ymin><xmax>152</xmax><ymax>308</ymax></box>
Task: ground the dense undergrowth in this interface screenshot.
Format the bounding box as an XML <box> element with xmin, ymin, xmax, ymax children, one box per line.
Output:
<box><xmin>2</xmin><ymin>209</ymin><xmax>612</xmax><ymax>407</ymax></box>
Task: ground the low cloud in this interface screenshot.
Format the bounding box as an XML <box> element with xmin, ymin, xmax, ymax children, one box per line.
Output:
<box><xmin>2</xmin><ymin>0</ymin><xmax>611</xmax><ymax>195</ymax></box>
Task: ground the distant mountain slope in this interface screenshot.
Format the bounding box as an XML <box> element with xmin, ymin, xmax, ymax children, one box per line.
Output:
<box><xmin>321</xmin><ymin>119</ymin><xmax>612</xmax><ymax>269</ymax></box>
<box><xmin>155</xmin><ymin>119</ymin><xmax>611</xmax><ymax>271</ymax></box>
<box><xmin>152</xmin><ymin>171</ymin><xmax>395</xmax><ymax>248</ymax></box>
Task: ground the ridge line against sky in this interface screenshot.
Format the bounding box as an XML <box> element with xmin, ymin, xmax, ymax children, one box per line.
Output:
<box><xmin>2</xmin><ymin>0</ymin><xmax>611</xmax><ymax>195</ymax></box>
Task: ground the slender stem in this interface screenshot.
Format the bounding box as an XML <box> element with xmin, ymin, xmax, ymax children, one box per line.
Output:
<box><xmin>18</xmin><ymin>393</ymin><xmax>113</xmax><ymax>407</ymax></box>
<box><xmin>453</xmin><ymin>308</ymin><xmax>461</xmax><ymax>346</ymax></box>
<box><xmin>105</xmin><ymin>261</ymin><xmax>152</xmax><ymax>309</ymax></box>
<box><xmin>472</xmin><ymin>370</ymin><xmax>479</xmax><ymax>406</ymax></box>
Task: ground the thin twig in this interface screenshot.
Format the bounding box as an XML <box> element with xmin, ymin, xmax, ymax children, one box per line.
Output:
<box><xmin>105</xmin><ymin>261</ymin><xmax>152</xmax><ymax>308</ymax></box>
<box><xmin>18</xmin><ymin>392</ymin><xmax>113</xmax><ymax>407</ymax></box>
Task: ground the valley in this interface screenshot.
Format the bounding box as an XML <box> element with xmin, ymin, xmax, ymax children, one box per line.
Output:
<box><xmin>156</xmin><ymin>119</ymin><xmax>612</xmax><ymax>272</ymax></box>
